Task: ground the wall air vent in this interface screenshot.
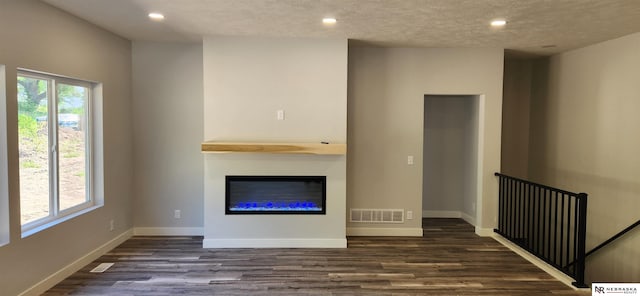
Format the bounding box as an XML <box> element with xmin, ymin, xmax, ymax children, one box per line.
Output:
<box><xmin>350</xmin><ymin>209</ymin><xmax>404</xmax><ymax>223</ymax></box>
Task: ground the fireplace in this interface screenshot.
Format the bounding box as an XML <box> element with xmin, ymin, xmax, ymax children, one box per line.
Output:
<box><xmin>225</xmin><ymin>176</ymin><xmax>326</xmax><ymax>215</ymax></box>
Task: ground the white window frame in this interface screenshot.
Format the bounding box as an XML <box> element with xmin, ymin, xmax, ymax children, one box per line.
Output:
<box><xmin>0</xmin><ymin>65</ymin><xmax>9</xmax><ymax>246</ymax></box>
<box><xmin>18</xmin><ymin>69</ymin><xmax>99</xmax><ymax>236</ymax></box>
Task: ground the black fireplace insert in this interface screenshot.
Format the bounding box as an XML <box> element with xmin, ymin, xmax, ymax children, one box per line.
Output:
<box><xmin>225</xmin><ymin>175</ymin><xmax>326</xmax><ymax>215</ymax></box>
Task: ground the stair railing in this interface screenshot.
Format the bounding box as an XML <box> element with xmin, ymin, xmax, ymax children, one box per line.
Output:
<box><xmin>494</xmin><ymin>173</ymin><xmax>588</xmax><ymax>288</ymax></box>
<box><xmin>566</xmin><ymin>219</ymin><xmax>640</xmax><ymax>268</ymax></box>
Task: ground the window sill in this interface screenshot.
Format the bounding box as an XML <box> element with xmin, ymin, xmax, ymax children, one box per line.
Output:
<box><xmin>21</xmin><ymin>204</ymin><xmax>103</xmax><ymax>238</ymax></box>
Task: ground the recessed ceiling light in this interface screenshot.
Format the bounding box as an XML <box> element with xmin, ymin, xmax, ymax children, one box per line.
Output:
<box><xmin>490</xmin><ymin>19</ymin><xmax>507</xmax><ymax>27</ymax></box>
<box><xmin>322</xmin><ymin>18</ymin><xmax>337</xmax><ymax>25</ymax></box>
<box><xmin>148</xmin><ymin>12</ymin><xmax>165</xmax><ymax>21</ymax></box>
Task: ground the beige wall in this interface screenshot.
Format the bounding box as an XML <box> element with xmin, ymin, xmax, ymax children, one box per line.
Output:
<box><xmin>202</xmin><ymin>36</ymin><xmax>347</xmax><ymax>247</ymax></box>
<box><xmin>0</xmin><ymin>1</ymin><xmax>132</xmax><ymax>295</ymax></box>
<box><xmin>132</xmin><ymin>42</ymin><xmax>204</xmax><ymax>233</ymax></box>
<box><xmin>529</xmin><ymin>32</ymin><xmax>640</xmax><ymax>283</ymax></box>
<box><xmin>347</xmin><ymin>47</ymin><xmax>504</xmax><ymax>233</ymax></box>
<box><xmin>501</xmin><ymin>58</ymin><xmax>532</xmax><ymax>179</ymax></box>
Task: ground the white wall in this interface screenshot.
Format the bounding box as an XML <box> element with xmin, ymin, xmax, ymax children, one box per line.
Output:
<box><xmin>0</xmin><ymin>1</ymin><xmax>132</xmax><ymax>295</ymax></box>
<box><xmin>529</xmin><ymin>32</ymin><xmax>640</xmax><ymax>283</ymax></box>
<box><xmin>423</xmin><ymin>95</ymin><xmax>478</xmax><ymax>223</ymax></box>
<box><xmin>203</xmin><ymin>36</ymin><xmax>347</xmax><ymax>143</ymax></box>
<box><xmin>132</xmin><ymin>42</ymin><xmax>204</xmax><ymax>234</ymax></box>
<box><xmin>348</xmin><ymin>47</ymin><xmax>503</xmax><ymax>234</ymax></box>
<box><xmin>202</xmin><ymin>36</ymin><xmax>347</xmax><ymax>247</ymax></box>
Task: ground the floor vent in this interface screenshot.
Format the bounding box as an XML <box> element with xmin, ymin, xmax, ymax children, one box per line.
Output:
<box><xmin>350</xmin><ymin>209</ymin><xmax>404</xmax><ymax>223</ymax></box>
<box><xmin>90</xmin><ymin>262</ymin><xmax>114</xmax><ymax>273</ymax></box>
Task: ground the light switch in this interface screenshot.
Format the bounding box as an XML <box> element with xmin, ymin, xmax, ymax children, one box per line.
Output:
<box><xmin>277</xmin><ymin>110</ymin><xmax>285</xmax><ymax>120</ymax></box>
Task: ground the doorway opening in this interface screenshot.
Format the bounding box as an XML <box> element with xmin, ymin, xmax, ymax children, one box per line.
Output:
<box><xmin>422</xmin><ymin>95</ymin><xmax>480</xmax><ymax>226</ymax></box>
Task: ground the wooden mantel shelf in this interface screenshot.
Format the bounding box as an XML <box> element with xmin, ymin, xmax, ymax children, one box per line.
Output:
<box><xmin>201</xmin><ymin>142</ymin><xmax>347</xmax><ymax>155</ymax></box>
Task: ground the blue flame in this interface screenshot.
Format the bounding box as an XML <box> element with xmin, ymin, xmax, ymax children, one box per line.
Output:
<box><xmin>231</xmin><ymin>201</ymin><xmax>321</xmax><ymax>211</ymax></box>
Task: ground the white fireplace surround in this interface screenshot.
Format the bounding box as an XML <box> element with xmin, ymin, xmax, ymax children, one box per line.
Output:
<box><xmin>202</xmin><ymin>36</ymin><xmax>348</xmax><ymax>248</ymax></box>
<box><xmin>203</xmin><ymin>153</ymin><xmax>347</xmax><ymax>248</ymax></box>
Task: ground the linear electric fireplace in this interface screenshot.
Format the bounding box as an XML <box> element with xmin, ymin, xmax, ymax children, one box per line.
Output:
<box><xmin>225</xmin><ymin>176</ymin><xmax>326</xmax><ymax>215</ymax></box>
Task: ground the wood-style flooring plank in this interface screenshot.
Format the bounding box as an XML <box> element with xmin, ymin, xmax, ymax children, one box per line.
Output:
<box><xmin>43</xmin><ymin>219</ymin><xmax>589</xmax><ymax>295</ymax></box>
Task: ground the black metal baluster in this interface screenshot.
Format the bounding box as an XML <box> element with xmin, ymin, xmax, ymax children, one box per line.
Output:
<box><xmin>507</xmin><ymin>177</ymin><xmax>512</xmax><ymax>237</ymax></box>
<box><xmin>511</xmin><ymin>178</ymin><xmax>517</xmax><ymax>239</ymax></box>
<box><xmin>549</xmin><ymin>188</ymin><xmax>562</xmax><ymax>263</ymax></box>
<box><xmin>517</xmin><ymin>182</ymin><xmax>524</xmax><ymax>245</ymax></box>
<box><xmin>497</xmin><ymin>176</ymin><xmax>504</xmax><ymax>231</ymax></box>
<box><xmin>534</xmin><ymin>186</ymin><xmax>542</xmax><ymax>253</ymax></box>
<box><xmin>574</xmin><ymin>193</ymin><xmax>588</xmax><ymax>288</ymax></box>
<box><xmin>527</xmin><ymin>184</ymin><xmax>534</xmax><ymax>249</ymax></box>
<box><xmin>559</xmin><ymin>193</ymin><xmax>566</xmax><ymax>269</ymax></box>
<box><xmin>539</xmin><ymin>187</ymin><xmax>544</xmax><ymax>257</ymax></box>
<box><xmin>546</xmin><ymin>189</ymin><xmax>552</xmax><ymax>260</ymax></box>
<box><xmin>561</xmin><ymin>196</ymin><xmax>577</xmax><ymax>274</ymax></box>
<box><xmin>500</xmin><ymin>176</ymin><xmax>505</xmax><ymax>235</ymax></box>
<box><xmin>513</xmin><ymin>179</ymin><xmax>518</xmax><ymax>240</ymax></box>
<box><xmin>540</xmin><ymin>189</ymin><xmax>549</xmax><ymax>255</ymax></box>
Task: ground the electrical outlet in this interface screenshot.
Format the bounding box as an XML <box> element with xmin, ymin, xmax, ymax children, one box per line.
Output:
<box><xmin>407</xmin><ymin>155</ymin><xmax>414</xmax><ymax>165</ymax></box>
<box><xmin>109</xmin><ymin>219</ymin><xmax>114</xmax><ymax>231</ymax></box>
<box><xmin>174</xmin><ymin>210</ymin><xmax>181</xmax><ymax>219</ymax></box>
<box><xmin>406</xmin><ymin>210</ymin><xmax>413</xmax><ymax>220</ymax></box>
<box><xmin>277</xmin><ymin>110</ymin><xmax>285</xmax><ymax>120</ymax></box>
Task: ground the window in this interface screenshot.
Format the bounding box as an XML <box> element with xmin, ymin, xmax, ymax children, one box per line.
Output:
<box><xmin>18</xmin><ymin>69</ymin><xmax>98</xmax><ymax>234</ymax></box>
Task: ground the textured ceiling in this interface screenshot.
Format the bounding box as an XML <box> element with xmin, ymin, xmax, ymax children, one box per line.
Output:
<box><xmin>42</xmin><ymin>0</ymin><xmax>640</xmax><ymax>55</ymax></box>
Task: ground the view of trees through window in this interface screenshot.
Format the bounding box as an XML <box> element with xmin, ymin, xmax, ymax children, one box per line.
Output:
<box><xmin>18</xmin><ymin>73</ymin><xmax>90</xmax><ymax>226</ymax></box>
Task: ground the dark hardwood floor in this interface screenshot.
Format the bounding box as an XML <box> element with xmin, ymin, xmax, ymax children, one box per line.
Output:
<box><xmin>43</xmin><ymin>219</ymin><xmax>589</xmax><ymax>295</ymax></box>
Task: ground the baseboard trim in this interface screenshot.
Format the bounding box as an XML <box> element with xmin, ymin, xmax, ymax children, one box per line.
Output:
<box><xmin>460</xmin><ymin>212</ymin><xmax>476</xmax><ymax>225</ymax></box>
<box><xmin>424</xmin><ymin>211</ymin><xmax>477</xmax><ymax>227</ymax></box>
<box><xmin>19</xmin><ymin>229</ymin><xmax>133</xmax><ymax>296</ymax></box>
<box><xmin>203</xmin><ymin>238</ymin><xmax>347</xmax><ymax>248</ymax></box>
<box><xmin>347</xmin><ymin>227</ymin><xmax>423</xmax><ymax>237</ymax></box>
<box><xmin>422</xmin><ymin>210</ymin><xmax>461</xmax><ymax>218</ymax></box>
<box><xmin>475</xmin><ymin>227</ymin><xmax>494</xmax><ymax>237</ymax></box>
<box><xmin>133</xmin><ymin>227</ymin><xmax>204</xmax><ymax>236</ymax></box>
<box><xmin>492</xmin><ymin>233</ymin><xmax>587</xmax><ymax>290</ymax></box>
